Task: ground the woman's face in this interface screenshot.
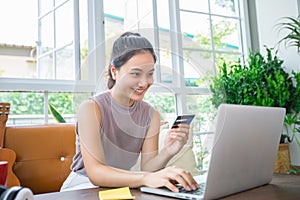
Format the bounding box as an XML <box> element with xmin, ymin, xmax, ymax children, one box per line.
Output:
<box><xmin>112</xmin><ymin>52</ymin><xmax>155</xmax><ymax>105</ymax></box>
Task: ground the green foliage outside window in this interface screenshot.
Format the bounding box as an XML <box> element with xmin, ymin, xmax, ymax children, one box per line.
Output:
<box><xmin>0</xmin><ymin>92</ymin><xmax>44</xmax><ymax>115</ymax></box>
<box><xmin>144</xmin><ymin>94</ymin><xmax>175</xmax><ymax>114</ymax></box>
<box><xmin>0</xmin><ymin>92</ymin><xmax>89</xmax><ymax>119</ymax></box>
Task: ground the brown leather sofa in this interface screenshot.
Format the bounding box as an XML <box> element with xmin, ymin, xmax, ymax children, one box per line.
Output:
<box><xmin>3</xmin><ymin>124</ymin><xmax>76</xmax><ymax>194</ymax></box>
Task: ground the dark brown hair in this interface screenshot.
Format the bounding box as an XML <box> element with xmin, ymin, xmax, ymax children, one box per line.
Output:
<box><xmin>106</xmin><ymin>32</ymin><xmax>157</xmax><ymax>89</ymax></box>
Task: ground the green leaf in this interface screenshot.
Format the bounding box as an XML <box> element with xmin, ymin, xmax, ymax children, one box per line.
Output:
<box><xmin>277</xmin><ymin>16</ymin><xmax>300</xmax><ymax>52</ymax></box>
<box><xmin>48</xmin><ymin>103</ymin><xmax>66</xmax><ymax>123</ymax></box>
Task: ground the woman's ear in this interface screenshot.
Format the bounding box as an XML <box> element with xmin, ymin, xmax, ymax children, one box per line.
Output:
<box><xmin>110</xmin><ymin>64</ymin><xmax>117</xmax><ymax>80</ymax></box>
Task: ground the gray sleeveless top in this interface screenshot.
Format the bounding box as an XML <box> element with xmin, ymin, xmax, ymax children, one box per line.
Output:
<box><xmin>71</xmin><ymin>91</ymin><xmax>154</xmax><ymax>175</ymax></box>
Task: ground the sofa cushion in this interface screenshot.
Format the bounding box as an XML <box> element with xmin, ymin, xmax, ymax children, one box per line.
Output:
<box><xmin>4</xmin><ymin>124</ymin><xmax>76</xmax><ymax>194</ymax></box>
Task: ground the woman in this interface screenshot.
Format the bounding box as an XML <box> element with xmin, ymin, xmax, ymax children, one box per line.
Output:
<box><xmin>61</xmin><ymin>32</ymin><xmax>198</xmax><ymax>192</ymax></box>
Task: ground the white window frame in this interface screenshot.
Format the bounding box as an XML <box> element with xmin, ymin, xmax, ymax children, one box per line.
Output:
<box><xmin>0</xmin><ymin>0</ymin><xmax>251</xmax><ymax>95</ymax></box>
<box><xmin>0</xmin><ymin>0</ymin><xmax>252</xmax><ymax>124</ymax></box>
<box><xmin>0</xmin><ymin>0</ymin><xmax>101</xmax><ymax>93</ymax></box>
<box><xmin>148</xmin><ymin>0</ymin><xmax>251</xmax><ymax>115</ymax></box>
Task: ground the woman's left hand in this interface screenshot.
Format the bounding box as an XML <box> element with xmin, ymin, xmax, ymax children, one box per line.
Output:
<box><xmin>163</xmin><ymin>124</ymin><xmax>190</xmax><ymax>157</ymax></box>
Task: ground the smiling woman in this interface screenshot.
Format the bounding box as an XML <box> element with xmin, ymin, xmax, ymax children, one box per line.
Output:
<box><xmin>1</xmin><ymin>2</ymin><xmax>248</xmax><ymax>180</ymax></box>
<box><xmin>60</xmin><ymin>32</ymin><xmax>199</xmax><ymax>193</ymax></box>
<box><xmin>110</xmin><ymin>53</ymin><xmax>155</xmax><ymax>105</ymax></box>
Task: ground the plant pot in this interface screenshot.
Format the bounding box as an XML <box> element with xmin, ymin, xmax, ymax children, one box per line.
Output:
<box><xmin>289</xmin><ymin>133</ymin><xmax>300</xmax><ymax>166</ymax></box>
<box><xmin>274</xmin><ymin>143</ymin><xmax>291</xmax><ymax>174</ymax></box>
<box><xmin>283</xmin><ymin>124</ymin><xmax>300</xmax><ymax>167</ymax></box>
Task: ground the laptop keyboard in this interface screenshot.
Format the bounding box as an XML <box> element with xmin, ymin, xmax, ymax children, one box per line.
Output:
<box><xmin>177</xmin><ymin>183</ymin><xmax>205</xmax><ymax>196</ymax></box>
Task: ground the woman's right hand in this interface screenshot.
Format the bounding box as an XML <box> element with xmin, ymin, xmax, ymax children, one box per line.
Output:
<box><xmin>142</xmin><ymin>166</ymin><xmax>199</xmax><ymax>192</ymax></box>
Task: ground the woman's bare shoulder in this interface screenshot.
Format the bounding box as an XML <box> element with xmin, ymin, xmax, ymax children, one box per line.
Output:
<box><xmin>78</xmin><ymin>99</ymin><xmax>101</xmax><ymax>117</ymax></box>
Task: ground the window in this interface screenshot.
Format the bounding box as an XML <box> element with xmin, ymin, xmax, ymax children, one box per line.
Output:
<box><xmin>1</xmin><ymin>0</ymin><xmax>250</xmax><ymax>133</ymax></box>
<box><xmin>0</xmin><ymin>0</ymin><xmax>93</xmax><ymax>124</ymax></box>
<box><xmin>101</xmin><ymin>0</ymin><xmax>248</xmax><ymax>121</ymax></box>
<box><xmin>101</xmin><ymin>0</ymin><xmax>249</xmax><ymax>170</ymax></box>
<box><xmin>1</xmin><ymin>91</ymin><xmax>90</xmax><ymax>125</ymax></box>
<box><xmin>38</xmin><ymin>1</ymin><xmax>75</xmax><ymax>80</ymax></box>
<box><xmin>0</xmin><ymin>0</ymin><xmax>250</xmax><ymax>170</ymax></box>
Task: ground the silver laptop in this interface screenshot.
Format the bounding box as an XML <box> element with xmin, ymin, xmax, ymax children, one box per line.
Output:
<box><xmin>140</xmin><ymin>104</ymin><xmax>286</xmax><ymax>199</ymax></box>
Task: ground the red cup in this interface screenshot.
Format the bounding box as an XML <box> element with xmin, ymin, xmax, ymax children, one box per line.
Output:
<box><xmin>0</xmin><ymin>161</ymin><xmax>8</xmax><ymax>186</ymax></box>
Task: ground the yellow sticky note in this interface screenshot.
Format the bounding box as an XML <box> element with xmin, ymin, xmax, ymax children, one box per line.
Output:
<box><xmin>99</xmin><ymin>187</ymin><xmax>135</xmax><ymax>200</ymax></box>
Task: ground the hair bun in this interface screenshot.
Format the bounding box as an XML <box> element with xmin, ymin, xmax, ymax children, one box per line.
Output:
<box><xmin>120</xmin><ymin>32</ymin><xmax>141</xmax><ymax>37</ymax></box>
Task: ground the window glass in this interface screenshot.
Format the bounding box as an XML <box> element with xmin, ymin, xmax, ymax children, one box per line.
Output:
<box><xmin>179</xmin><ymin>0</ymin><xmax>209</xmax><ymax>13</ymax></box>
<box><xmin>55</xmin><ymin>0</ymin><xmax>66</xmax><ymax>7</ymax></box>
<box><xmin>40</xmin><ymin>13</ymin><xmax>54</xmax><ymax>54</ymax></box>
<box><xmin>159</xmin><ymin>49</ymin><xmax>173</xmax><ymax>84</ymax></box>
<box><xmin>1</xmin><ymin>0</ymin><xmax>249</xmax><ymax>126</ymax></box>
<box><xmin>0</xmin><ymin>1</ymin><xmax>37</xmax><ymax>46</ymax></box>
<box><xmin>157</xmin><ymin>0</ymin><xmax>170</xmax><ymax>30</ymax></box>
<box><xmin>55</xmin><ymin>1</ymin><xmax>73</xmax><ymax>47</ymax></box>
<box><xmin>56</xmin><ymin>45</ymin><xmax>74</xmax><ymax>80</ymax></box>
<box><xmin>187</xmin><ymin>95</ymin><xmax>215</xmax><ymax>131</ymax></box>
<box><xmin>40</xmin><ymin>0</ymin><xmax>53</xmax><ymax>15</ymax></box>
<box><xmin>144</xmin><ymin>93</ymin><xmax>176</xmax><ymax>123</ymax></box>
<box><xmin>0</xmin><ymin>54</ymin><xmax>36</xmax><ymax>78</ymax></box>
<box><xmin>157</xmin><ymin>0</ymin><xmax>172</xmax><ymax>84</ymax></box>
<box><xmin>48</xmin><ymin>92</ymin><xmax>90</xmax><ymax>123</ymax></box>
<box><xmin>104</xmin><ymin>0</ymin><xmax>125</xmax><ymax>19</ymax></box>
<box><xmin>180</xmin><ymin>12</ymin><xmax>211</xmax><ymax>50</ymax></box>
<box><xmin>79</xmin><ymin>1</ymin><xmax>88</xmax><ymax>63</ymax></box>
<box><xmin>210</xmin><ymin>0</ymin><xmax>238</xmax><ymax>17</ymax></box>
<box><xmin>38</xmin><ymin>54</ymin><xmax>53</xmax><ymax>79</ymax></box>
<box><xmin>183</xmin><ymin>50</ymin><xmax>214</xmax><ymax>87</ymax></box>
<box><xmin>211</xmin><ymin>16</ymin><xmax>241</xmax><ymax>52</ymax></box>
<box><xmin>0</xmin><ymin>1</ymin><xmax>38</xmax><ymax>79</ymax></box>
<box><xmin>0</xmin><ymin>92</ymin><xmax>91</xmax><ymax>125</ymax></box>
<box><xmin>103</xmin><ymin>0</ymin><xmax>125</xmax><ymax>68</ymax></box>
<box><xmin>37</xmin><ymin>0</ymin><xmax>76</xmax><ymax>81</ymax></box>
<box><xmin>215</xmin><ymin>53</ymin><xmax>242</xmax><ymax>72</ymax></box>
<box><xmin>137</xmin><ymin>0</ymin><xmax>154</xmax><ymax>29</ymax></box>
<box><xmin>186</xmin><ymin>94</ymin><xmax>216</xmax><ymax>170</ymax></box>
<box><xmin>179</xmin><ymin>0</ymin><xmax>244</xmax><ymax>92</ymax></box>
<box><xmin>124</xmin><ymin>0</ymin><xmax>138</xmax><ymax>29</ymax></box>
<box><xmin>0</xmin><ymin>92</ymin><xmax>44</xmax><ymax>125</ymax></box>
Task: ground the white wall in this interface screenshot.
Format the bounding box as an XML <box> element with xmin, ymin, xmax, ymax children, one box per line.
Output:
<box><xmin>255</xmin><ymin>0</ymin><xmax>300</xmax><ymax>72</ymax></box>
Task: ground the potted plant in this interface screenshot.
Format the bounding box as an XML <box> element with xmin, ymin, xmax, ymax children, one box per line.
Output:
<box><xmin>209</xmin><ymin>47</ymin><xmax>300</xmax><ymax>174</ymax></box>
<box><xmin>276</xmin><ymin>15</ymin><xmax>300</xmax><ymax>173</ymax></box>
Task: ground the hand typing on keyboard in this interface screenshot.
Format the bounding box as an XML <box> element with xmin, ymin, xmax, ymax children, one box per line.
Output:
<box><xmin>176</xmin><ymin>183</ymin><xmax>205</xmax><ymax>195</ymax></box>
<box><xmin>142</xmin><ymin>166</ymin><xmax>199</xmax><ymax>192</ymax></box>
